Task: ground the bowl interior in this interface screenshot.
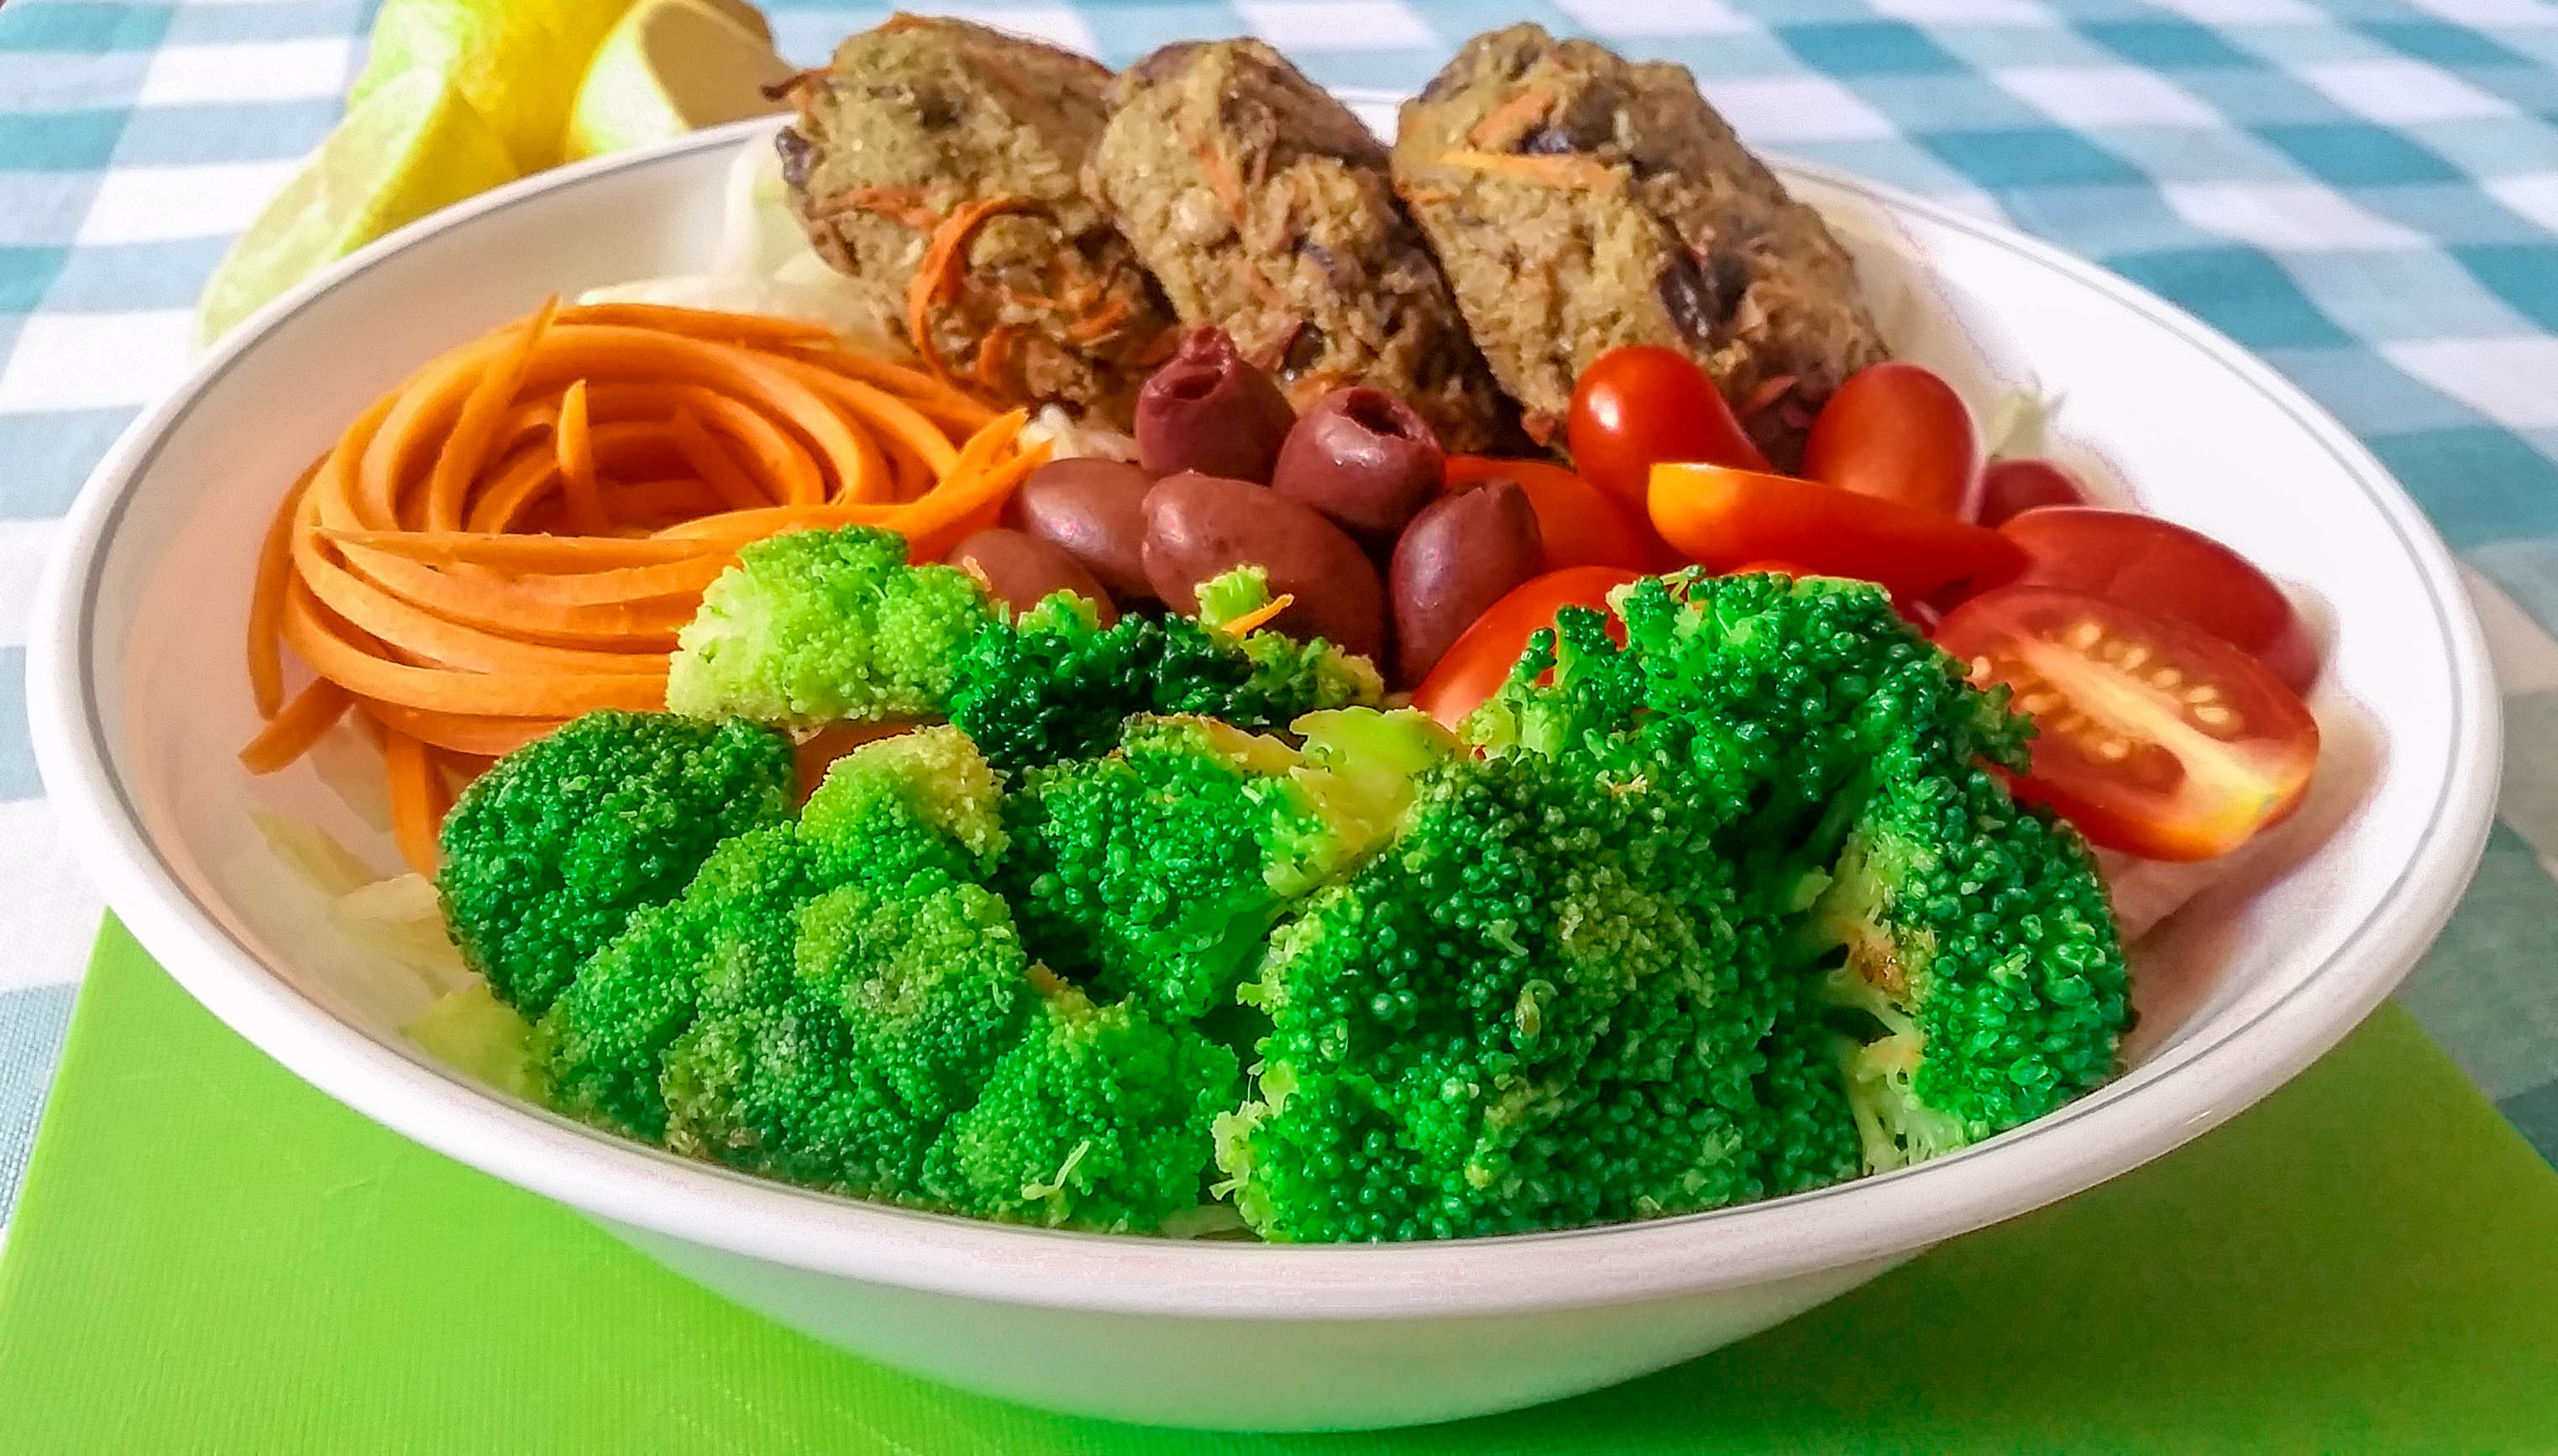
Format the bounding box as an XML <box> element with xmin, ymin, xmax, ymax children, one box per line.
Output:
<box><xmin>36</xmin><ymin>116</ymin><xmax>2495</xmax><ymax>1313</ymax></box>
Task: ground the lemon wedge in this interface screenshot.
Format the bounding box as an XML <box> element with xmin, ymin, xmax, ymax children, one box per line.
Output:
<box><xmin>349</xmin><ymin>0</ymin><xmax>638</xmax><ymax>171</ymax></box>
<box><xmin>563</xmin><ymin>0</ymin><xmax>794</xmax><ymax>162</ymax></box>
<box><xmin>193</xmin><ymin>71</ymin><xmax>518</xmax><ymax>348</ymax></box>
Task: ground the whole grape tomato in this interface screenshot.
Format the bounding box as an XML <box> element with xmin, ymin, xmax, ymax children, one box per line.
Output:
<box><xmin>1801</xmin><ymin>361</ymin><xmax>1979</xmax><ymax>517</ymax></box>
<box><xmin>1975</xmin><ymin>458</ymin><xmax>2087</xmax><ymax>526</ymax></box>
<box><xmin>1566</xmin><ymin>346</ymin><xmax>1768</xmax><ymax>517</ymax></box>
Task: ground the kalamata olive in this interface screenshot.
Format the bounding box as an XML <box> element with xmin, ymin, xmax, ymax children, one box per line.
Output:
<box><xmin>1135</xmin><ymin>325</ymin><xmax>1297</xmax><ymax>484</ymax></box>
<box><xmin>1389</xmin><ymin>479</ymin><xmax>1543</xmax><ymax>687</ymax></box>
<box><xmin>1014</xmin><ymin>457</ymin><xmax>1157</xmax><ymax>601</ymax></box>
<box><xmin>945</xmin><ymin>528</ymin><xmax>1117</xmax><ymax>625</ymax></box>
<box><xmin>1270</xmin><ymin>386</ymin><xmax>1446</xmax><ymax>544</ymax></box>
<box><xmin>1141</xmin><ymin>472</ymin><xmax>1386</xmax><ymax>663</ymax></box>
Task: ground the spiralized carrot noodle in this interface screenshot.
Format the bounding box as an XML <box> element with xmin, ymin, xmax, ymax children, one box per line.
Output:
<box><xmin>243</xmin><ymin>296</ymin><xmax>1055</xmax><ymax>857</ymax></box>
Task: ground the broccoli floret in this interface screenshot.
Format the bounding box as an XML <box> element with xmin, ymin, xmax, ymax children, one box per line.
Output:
<box><xmin>926</xmin><ymin>979</ymin><xmax>1240</xmax><ymax>1232</ymax></box>
<box><xmin>661</xmin><ymin>864</ymin><xmax>1035</xmax><ymax>1198</ymax></box>
<box><xmin>536</xmin><ymin>822</ymin><xmax>823</xmax><ymax>1139</ymax></box>
<box><xmin>947</xmin><ymin>593</ymin><xmax>1382</xmax><ymax>774</ymax></box>
<box><xmin>668</xmin><ymin>525</ymin><xmax>996</xmax><ymax>726</ymax></box>
<box><xmin>436</xmin><ymin>710</ymin><xmax>794</xmax><ymax>1016</ymax></box>
<box><xmin>1804</xmin><ymin>762</ymin><xmax>2127</xmax><ymax>1172</ymax></box>
<box><xmin>1218</xmin><ymin>571</ymin><xmax>2126</xmax><ymax>1238</ymax></box>
<box><xmin>1216</xmin><ymin>750</ymin><xmax>1774</xmax><ymax>1242</ymax></box>
<box><xmin>799</xmin><ymin>723</ymin><xmax>1009</xmax><ymax>885</ymax></box>
<box><xmin>536</xmin><ymin>728</ymin><xmax>1007</xmax><ymax>1145</ymax></box>
<box><xmin>532</xmin><ymin>725</ymin><xmax>1240</xmax><ymax>1233</ymax></box>
<box><xmin>1191</xmin><ymin>563</ymin><xmax>1276</xmax><ymax>631</ymax></box>
<box><xmin>1753</xmin><ymin>968</ymin><xmax>1864</xmax><ymax>1197</ymax></box>
<box><xmin>1000</xmin><ymin>710</ymin><xmax>1449</xmax><ymax>1024</ymax></box>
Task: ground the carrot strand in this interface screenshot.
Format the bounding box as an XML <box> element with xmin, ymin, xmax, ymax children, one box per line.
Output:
<box><xmin>239</xmin><ymin>677</ymin><xmax>353</xmax><ymax>774</ymax></box>
<box><xmin>556</xmin><ymin>379</ymin><xmax>606</xmax><ymax>534</ymax></box>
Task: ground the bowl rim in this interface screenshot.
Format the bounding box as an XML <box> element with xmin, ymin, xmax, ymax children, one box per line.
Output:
<box><xmin>28</xmin><ymin>114</ymin><xmax>2503</xmax><ymax>1322</ymax></box>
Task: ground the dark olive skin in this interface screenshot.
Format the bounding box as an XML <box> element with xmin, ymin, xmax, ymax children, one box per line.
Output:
<box><xmin>1389</xmin><ymin>479</ymin><xmax>1543</xmax><ymax>687</ymax></box>
<box><xmin>1013</xmin><ymin>457</ymin><xmax>1157</xmax><ymax>601</ymax></box>
<box><xmin>1135</xmin><ymin>325</ymin><xmax>1297</xmax><ymax>484</ymax></box>
<box><xmin>1141</xmin><ymin>471</ymin><xmax>1386</xmax><ymax>664</ymax></box>
<box><xmin>945</xmin><ymin>528</ymin><xmax>1117</xmax><ymax>625</ymax></box>
<box><xmin>1270</xmin><ymin>386</ymin><xmax>1446</xmax><ymax>544</ymax></box>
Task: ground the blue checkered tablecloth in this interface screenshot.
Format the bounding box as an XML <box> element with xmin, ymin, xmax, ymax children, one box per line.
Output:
<box><xmin>7</xmin><ymin>0</ymin><xmax>2558</xmax><ymax>1238</ymax></box>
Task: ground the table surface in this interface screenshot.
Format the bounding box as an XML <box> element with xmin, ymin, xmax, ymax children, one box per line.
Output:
<box><xmin>7</xmin><ymin>0</ymin><xmax>2558</xmax><ymax>1243</ymax></box>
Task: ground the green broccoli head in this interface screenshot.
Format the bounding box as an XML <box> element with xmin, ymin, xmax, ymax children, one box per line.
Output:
<box><xmin>1753</xmin><ymin>966</ymin><xmax>1865</xmax><ymax>1197</ymax></box>
<box><xmin>947</xmin><ymin>592</ymin><xmax>1383</xmax><ymax>775</ymax></box>
<box><xmin>535</xmin><ymin>821</ymin><xmax>821</xmax><ymax>1139</ymax></box>
<box><xmin>1215</xmin><ymin>751</ymin><xmax>1775</xmax><ymax>1243</ymax></box>
<box><xmin>537</xmin><ymin>728</ymin><xmax>1010</xmax><ymax>1152</ymax></box>
<box><xmin>1191</xmin><ymin>563</ymin><xmax>1276</xmax><ymax>631</ymax></box>
<box><xmin>659</xmin><ymin>866</ymin><xmax>1035</xmax><ymax>1199</ymax></box>
<box><xmin>799</xmin><ymin>723</ymin><xmax>1008</xmax><ymax>885</ymax></box>
<box><xmin>926</xmin><ymin>979</ymin><xmax>1240</xmax><ymax>1233</ymax></box>
<box><xmin>437</xmin><ymin>710</ymin><xmax>794</xmax><ymax>1017</ymax></box>
<box><xmin>668</xmin><ymin>525</ymin><xmax>997</xmax><ymax>727</ymax></box>
<box><xmin>1472</xmin><ymin>573</ymin><xmax>2023</xmax><ymax>832</ymax></box>
<box><xmin>1000</xmin><ymin>710</ymin><xmax>1450</xmax><ymax>1026</ymax></box>
<box><xmin>1804</xmin><ymin>762</ymin><xmax>2127</xmax><ymax>1172</ymax></box>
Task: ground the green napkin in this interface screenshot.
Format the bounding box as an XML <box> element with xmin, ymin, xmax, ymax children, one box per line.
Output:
<box><xmin>3</xmin><ymin>918</ymin><xmax>2555</xmax><ymax>1453</ymax></box>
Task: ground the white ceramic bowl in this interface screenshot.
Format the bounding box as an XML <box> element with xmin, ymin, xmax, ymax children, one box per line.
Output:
<box><xmin>29</xmin><ymin>111</ymin><xmax>2500</xmax><ymax>1432</ymax></box>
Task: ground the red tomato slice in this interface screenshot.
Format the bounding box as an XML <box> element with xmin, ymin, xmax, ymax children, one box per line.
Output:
<box><xmin>1974</xmin><ymin>458</ymin><xmax>2086</xmax><ymax>526</ymax></box>
<box><xmin>1936</xmin><ymin>586</ymin><xmax>2319</xmax><ymax>861</ymax></box>
<box><xmin>1443</xmin><ymin>456</ymin><xmax>1653</xmax><ymax>573</ymax></box>
<box><xmin>1566</xmin><ymin>346</ymin><xmax>1768</xmax><ymax>521</ymax></box>
<box><xmin>1408</xmin><ymin>565</ymin><xmax>1644</xmax><ymax>727</ymax></box>
<box><xmin>1988</xmin><ymin>506</ymin><xmax>2318</xmax><ymax>693</ymax></box>
<box><xmin>1649</xmin><ymin>462</ymin><xmax>2023</xmax><ymax>599</ymax></box>
<box><xmin>1801</xmin><ymin>361</ymin><xmax>1979</xmax><ymax>517</ymax></box>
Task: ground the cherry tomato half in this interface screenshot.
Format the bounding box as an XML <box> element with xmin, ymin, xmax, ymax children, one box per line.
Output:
<box><xmin>1801</xmin><ymin>361</ymin><xmax>1979</xmax><ymax>517</ymax></box>
<box><xmin>1443</xmin><ymin>456</ymin><xmax>1653</xmax><ymax>573</ymax></box>
<box><xmin>1974</xmin><ymin>458</ymin><xmax>2086</xmax><ymax>526</ymax></box>
<box><xmin>1987</xmin><ymin>507</ymin><xmax>2318</xmax><ymax>694</ymax></box>
<box><xmin>1649</xmin><ymin>462</ymin><xmax>2023</xmax><ymax>600</ymax></box>
<box><xmin>1567</xmin><ymin>346</ymin><xmax>1768</xmax><ymax>521</ymax></box>
<box><xmin>1937</xmin><ymin>585</ymin><xmax>2319</xmax><ymax>861</ymax></box>
<box><xmin>1409</xmin><ymin>565</ymin><xmax>1645</xmax><ymax>727</ymax></box>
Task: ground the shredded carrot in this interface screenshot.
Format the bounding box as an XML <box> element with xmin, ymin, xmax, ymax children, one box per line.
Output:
<box><xmin>239</xmin><ymin>678</ymin><xmax>353</xmax><ymax>774</ymax></box>
<box><xmin>1434</xmin><ymin>148</ymin><xmax>1618</xmax><ymax>190</ymax></box>
<box><xmin>427</xmin><ymin>297</ymin><xmax>558</xmax><ymax>530</ymax></box>
<box><xmin>1061</xmin><ymin>296</ymin><xmax>1132</xmax><ymax>344</ymax></box>
<box><xmin>1190</xmin><ymin>137</ymin><xmax>1249</xmax><ymax>226</ymax></box>
<box><xmin>1230</xmin><ymin>254</ymin><xmax>1292</xmax><ymax>314</ymax></box>
<box><xmin>247</xmin><ymin>461</ymin><xmax>320</xmax><ymax>718</ymax></box>
<box><xmin>556</xmin><ymin>379</ymin><xmax>606</xmax><ymax>534</ymax></box>
<box><xmin>362</xmin><ymin>699</ymin><xmax>566</xmax><ymax>758</ymax></box>
<box><xmin>906</xmin><ymin>196</ymin><xmax>1037</xmax><ymax>386</ymax></box>
<box><xmin>1467</xmin><ymin>86</ymin><xmax>1558</xmax><ymax>149</ymax></box>
<box><xmin>554</xmin><ymin>301</ymin><xmax>835</xmax><ymax>347</ymax></box>
<box><xmin>837</xmin><ymin>185</ymin><xmax>941</xmax><ymax>232</ymax></box>
<box><xmin>318</xmin><ymin>529</ymin><xmax>721</xmax><ymax>570</ymax></box>
<box><xmin>1220</xmin><ymin>593</ymin><xmax>1296</xmax><ymax>637</ymax></box>
<box><xmin>240</xmin><ymin>296</ymin><xmax>1052</xmax><ymax>835</ymax></box>
<box><xmin>382</xmin><ymin>728</ymin><xmax>442</xmax><ymax>875</ymax></box>
<box><xmin>668</xmin><ymin>411</ymin><xmax>773</xmax><ymax>512</ymax></box>
<box><xmin>972</xmin><ymin>324</ymin><xmax>1019</xmax><ymax>394</ymax></box>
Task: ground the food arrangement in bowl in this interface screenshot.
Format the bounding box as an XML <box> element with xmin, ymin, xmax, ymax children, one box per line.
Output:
<box><xmin>227</xmin><ymin>17</ymin><xmax>2340</xmax><ymax>1246</ymax></box>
